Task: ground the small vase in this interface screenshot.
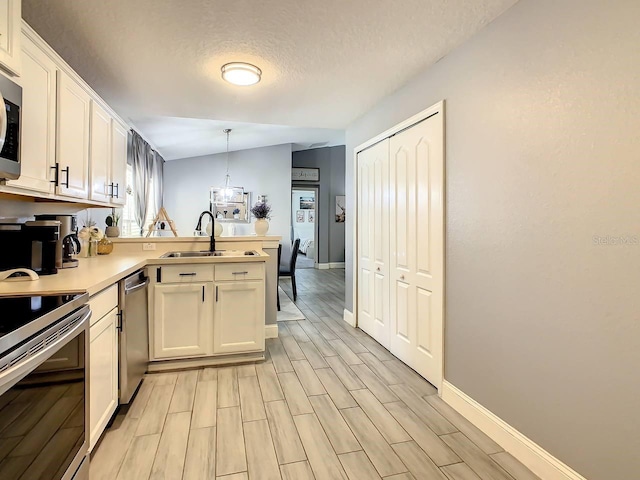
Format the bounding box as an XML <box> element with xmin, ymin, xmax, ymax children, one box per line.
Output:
<box><xmin>254</xmin><ymin>218</ymin><xmax>269</xmax><ymax>236</ymax></box>
<box><xmin>105</xmin><ymin>226</ymin><xmax>120</xmax><ymax>238</ymax></box>
<box><xmin>81</xmin><ymin>239</ymin><xmax>99</xmax><ymax>258</ymax></box>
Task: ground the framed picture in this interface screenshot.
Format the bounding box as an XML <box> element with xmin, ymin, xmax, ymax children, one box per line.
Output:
<box><xmin>308</xmin><ymin>210</ymin><xmax>315</xmax><ymax>223</ymax></box>
<box><xmin>300</xmin><ymin>196</ymin><xmax>315</xmax><ymax>210</ymax></box>
<box><xmin>296</xmin><ymin>210</ymin><xmax>305</xmax><ymax>223</ymax></box>
<box><xmin>292</xmin><ymin>167</ymin><xmax>320</xmax><ymax>182</ymax></box>
<box><xmin>335</xmin><ymin>195</ymin><xmax>346</xmax><ymax>223</ymax></box>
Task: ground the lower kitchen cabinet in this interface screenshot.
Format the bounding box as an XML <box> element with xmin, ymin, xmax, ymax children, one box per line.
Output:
<box><xmin>213</xmin><ymin>280</ymin><xmax>265</xmax><ymax>354</ymax></box>
<box><xmin>152</xmin><ymin>282</ymin><xmax>214</xmax><ymax>359</ymax></box>
<box><xmin>89</xmin><ymin>306</ymin><xmax>118</xmax><ymax>452</ymax></box>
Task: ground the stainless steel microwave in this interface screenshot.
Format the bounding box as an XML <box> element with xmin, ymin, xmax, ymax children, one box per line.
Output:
<box><xmin>0</xmin><ymin>74</ymin><xmax>21</xmax><ymax>181</ymax></box>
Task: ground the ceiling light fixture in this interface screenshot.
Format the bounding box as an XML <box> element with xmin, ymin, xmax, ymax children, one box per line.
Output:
<box><xmin>221</xmin><ymin>62</ymin><xmax>262</xmax><ymax>86</ymax></box>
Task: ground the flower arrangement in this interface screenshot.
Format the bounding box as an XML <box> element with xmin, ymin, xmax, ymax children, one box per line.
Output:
<box><xmin>251</xmin><ymin>202</ymin><xmax>272</xmax><ymax>220</ymax></box>
<box><xmin>78</xmin><ymin>217</ymin><xmax>104</xmax><ymax>257</ymax></box>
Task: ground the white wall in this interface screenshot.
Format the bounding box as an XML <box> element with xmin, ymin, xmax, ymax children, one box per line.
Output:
<box><xmin>164</xmin><ymin>144</ymin><xmax>292</xmax><ymax>240</ymax></box>
<box><xmin>291</xmin><ymin>190</ymin><xmax>315</xmax><ymax>241</ymax></box>
<box><xmin>344</xmin><ymin>1</ymin><xmax>640</xmax><ymax>479</ymax></box>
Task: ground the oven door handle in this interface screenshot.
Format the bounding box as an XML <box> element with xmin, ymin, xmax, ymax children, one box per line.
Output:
<box><xmin>0</xmin><ymin>308</ymin><xmax>91</xmax><ymax>397</ymax></box>
<box><xmin>0</xmin><ymin>90</ymin><xmax>7</xmax><ymax>150</ymax></box>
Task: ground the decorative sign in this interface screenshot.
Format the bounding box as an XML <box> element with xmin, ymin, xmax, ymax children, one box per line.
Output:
<box><xmin>292</xmin><ymin>167</ymin><xmax>320</xmax><ymax>182</ymax></box>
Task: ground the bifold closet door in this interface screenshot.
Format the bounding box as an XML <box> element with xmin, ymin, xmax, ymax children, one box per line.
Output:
<box><xmin>389</xmin><ymin>114</ymin><xmax>444</xmax><ymax>386</ymax></box>
<box><xmin>357</xmin><ymin>139</ymin><xmax>390</xmax><ymax>348</ymax></box>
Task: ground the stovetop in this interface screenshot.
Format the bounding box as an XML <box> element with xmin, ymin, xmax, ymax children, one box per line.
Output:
<box><xmin>0</xmin><ymin>292</ymin><xmax>89</xmax><ymax>355</ymax></box>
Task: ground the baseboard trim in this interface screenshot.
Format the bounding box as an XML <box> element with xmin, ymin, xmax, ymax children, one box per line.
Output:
<box><xmin>329</xmin><ymin>262</ymin><xmax>346</xmax><ymax>269</ymax></box>
<box><xmin>343</xmin><ymin>309</ymin><xmax>355</xmax><ymax>327</ymax></box>
<box><xmin>265</xmin><ymin>324</ymin><xmax>279</xmax><ymax>339</ymax></box>
<box><xmin>441</xmin><ymin>381</ymin><xmax>587</xmax><ymax>480</ymax></box>
<box><xmin>315</xmin><ymin>263</ymin><xmax>330</xmax><ymax>270</ymax></box>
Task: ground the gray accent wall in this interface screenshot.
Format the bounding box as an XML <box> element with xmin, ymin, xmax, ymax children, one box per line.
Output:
<box><xmin>293</xmin><ymin>145</ymin><xmax>346</xmax><ymax>264</ymax></box>
<box><xmin>344</xmin><ymin>1</ymin><xmax>640</xmax><ymax>479</ymax></box>
<box><xmin>164</xmin><ymin>144</ymin><xmax>292</xmax><ymax>240</ymax></box>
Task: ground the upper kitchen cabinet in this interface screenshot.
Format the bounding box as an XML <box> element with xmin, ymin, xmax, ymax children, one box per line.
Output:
<box><xmin>110</xmin><ymin>120</ymin><xmax>128</xmax><ymax>205</ymax></box>
<box><xmin>6</xmin><ymin>28</ymin><xmax>55</xmax><ymax>193</ymax></box>
<box><xmin>89</xmin><ymin>100</ymin><xmax>112</xmax><ymax>203</ymax></box>
<box><xmin>0</xmin><ymin>0</ymin><xmax>21</xmax><ymax>76</ymax></box>
<box><xmin>56</xmin><ymin>70</ymin><xmax>91</xmax><ymax>199</ymax></box>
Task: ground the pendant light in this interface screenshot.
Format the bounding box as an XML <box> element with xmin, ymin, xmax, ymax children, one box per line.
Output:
<box><xmin>214</xmin><ymin>129</ymin><xmax>244</xmax><ymax>205</ymax></box>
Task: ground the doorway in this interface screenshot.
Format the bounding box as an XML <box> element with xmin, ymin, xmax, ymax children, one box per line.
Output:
<box><xmin>291</xmin><ymin>187</ymin><xmax>318</xmax><ymax>269</ymax></box>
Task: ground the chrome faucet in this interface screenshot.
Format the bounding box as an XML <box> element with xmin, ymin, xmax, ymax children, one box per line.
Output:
<box><xmin>195</xmin><ymin>211</ymin><xmax>216</xmax><ymax>252</ymax></box>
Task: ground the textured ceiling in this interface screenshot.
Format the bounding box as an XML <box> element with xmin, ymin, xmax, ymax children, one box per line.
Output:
<box><xmin>23</xmin><ymin>0</ymin><xmax>517</xmax><ymax>157</ymax></box>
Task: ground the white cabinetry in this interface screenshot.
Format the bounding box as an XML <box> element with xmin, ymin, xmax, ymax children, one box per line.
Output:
<box><xmin>89</xmin><ymin>101</ymin><xmax>112</xmax><ymax>203</ymax></box>
<box><xmin>7</xmin><ymin>30</ymin><xmax>56</xmax><ymax>193</ymax></box>
<box><xmin>152</xmin><ymin>282</ymin><xmax>213</xmax><ymax>359</ymax></box>
<box><xmin>214</xmin><ymin>280</ymin><xmax>265</xmax><ymax>354</ymax></box>
<box><xmin>110</xmin><ymin>120</ymin><xmax>128</xmax><ymax>205</ymax></box>
<box><xmin>0</xmin><ymin>0</ymin><xmax>21</xmax><ymax>75</ymax></box>
<box><xmin>56</xmin><ymin>70</ymin><xmax>91</xmax><ymax>199</ymax></box>
<box><xmin>89</xmin><ymin>307</ymin><xmax>118</xmax><ymax>452</ymax></box>
<box><xmin>88</xmin><ymin>284</ymin><xmax>119</xmax><ymax>451</ymax></box>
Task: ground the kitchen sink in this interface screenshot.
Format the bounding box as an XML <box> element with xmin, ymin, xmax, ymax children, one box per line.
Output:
<box><xmin>160</xmin><ymin>250</ymin><xmax>259</xmax><ymax>258</ymax></box>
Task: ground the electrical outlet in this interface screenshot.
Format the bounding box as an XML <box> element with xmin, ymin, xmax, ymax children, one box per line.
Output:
<box><xmin>142</xmin><ymin>243</ymin><xmax>156</xmax><ymax>251</ymax></box>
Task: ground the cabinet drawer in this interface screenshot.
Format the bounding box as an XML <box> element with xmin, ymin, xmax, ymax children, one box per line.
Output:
<box><xmin>161</xmin><ymin>264</ymin><xmax>214</xmax><ymax>283</ymax></box>
<box><xmin>89</xmin><ymin>284</ymin><xmax>118</xmax><ymax>326</ymax></box>
<box><xmin>215</xmin><ymin>263</ymin><xmax>264</xmax><ymax>281</ymax></box>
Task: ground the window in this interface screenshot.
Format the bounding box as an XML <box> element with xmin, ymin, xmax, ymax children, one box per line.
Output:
<box><xmin>121</xmin><ymin>164</ymin><xmax>158</xmax><ymax>237</ymax></box>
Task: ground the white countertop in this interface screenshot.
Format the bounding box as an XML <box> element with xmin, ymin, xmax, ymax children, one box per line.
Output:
<box><xmin>0</xmin><ymin>249</ymin><xmax>269</xmax><ymax>297</ymax></box>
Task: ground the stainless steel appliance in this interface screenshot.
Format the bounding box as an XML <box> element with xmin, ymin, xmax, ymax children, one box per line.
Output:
<box><xmin>118</xmin><ymin>270</ymin><xmax>149</xmax><ymax>403</ymax></box>
<box><xmin>0</xmin><ymin>220</ymin><xmax>61</xmax><ymax>275</ymax></box>
<box><xmin>0</xmin><ymin>74</ymin><xmax>22</xmax><ymax>181</ymax></box>
<box><xmin>0</xmin><ymin>292</ymin><xmax>91</xmax><ymax>480</ymax></box>
<box><xmin>35</xmin><ymin>215</ymin><xmax>81</xmax><ymax>269</ymax></box>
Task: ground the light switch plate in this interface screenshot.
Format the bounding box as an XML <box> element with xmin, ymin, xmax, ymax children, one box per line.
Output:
<box><xmin>142</xmin><ymin>243</ymin><xmax>156</xmax><ymax>251</ymax></box>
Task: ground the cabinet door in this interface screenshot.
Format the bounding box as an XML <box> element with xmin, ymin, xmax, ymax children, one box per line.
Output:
<box><xmin>213</xmin><ymin>281</ymin><xmax>265</xmax><ymax>354</ymax></box>
<box><xmin>56</xmin><ymin>71</ymin><xmax>90</xmax><ymax>199</ymax></box>
<box><xmin>89</xmin><ymin>308</ymin><xmax>118</xmax><ymax>451</ymax></box>
<box><xmin>152</xmin><ymin>282</ymin><xmax>213</xmax><ymax>359</ymax></box>
<box><xmin>0</xmin><ymin>0</ymin><xmax>21</xmax><ymax>76</ymax></box>
<box><xmin>110</xmin><ymin>120</ymin><xmax>128</xmax><ymax>205</ymax></box>
<box><xmin>89</xmin><ymin>100</ymin><xmax>112</xmax><ymax>203</ymax></box>
<box><xmin>7</xmin><ymin>32</ymin><xmax>56</xmax><ymax>193</ymax></box>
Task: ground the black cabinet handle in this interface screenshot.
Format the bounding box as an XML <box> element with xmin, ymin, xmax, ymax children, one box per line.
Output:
<box><xmin>216</xmin><ymin>286</ymin><xmax>218</xmax><ymax>302</ymax></box>
<box><xmin>50</xmin><ymin>163</ymin><xmax>59</xmax><ymax>186</ymax></box>
<box><xmin>116</xmin><ymin>310</ymin><xmax>123</xmax><ymax>331</ymax></box>
<box><xmin>108</xmin><ymin>183</ymin><xmax>114</xmax><ymax>197</ymax></box>
<box><xmin>202</xmin><ymin>286</ymin><xmax>205</xmax><ymax>302</ymax></box>
<box><xmin>179</xmin><ymin>273</ymin><xmax>197</xmax><ymax>277</ymax></box>
<box><xmin>232</xmin><ymin>271</ymin><xmax>249</xmax><ymax>275</ymax></box>
<box><xmin>114</xmin><ymin>183</ymin><xmax>119</xmax><ymax>198</ymax></box>
<box><xmin>61</xmin><ymin>166</ymin><xmax>70</xmax><ymax>188</ymax></box>
<box><xmin>157</xmin><ymin>267</ymin><xmax>162</xmax><ymax>283</ymax></box>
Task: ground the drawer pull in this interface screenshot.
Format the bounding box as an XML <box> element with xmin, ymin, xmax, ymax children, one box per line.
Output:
<box><xmin>179</xmin><ymin>273</ymin><xmax>197</xmax><ymax>276</ymax></box>
<box><xmin>232</xmin><ymin>271</ymin><xmax>249</xmax><ymax>275</ymax></box>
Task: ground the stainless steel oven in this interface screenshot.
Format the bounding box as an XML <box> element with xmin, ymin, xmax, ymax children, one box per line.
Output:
<box><xmin>0</xmin><ymin>74</ymin><xmax>21</xmax><ymax>181</ymax></box>
<box><xmin>0</xmin><ymin>293</ymin><xmax>90</xmax><ymax>480</ymax></box>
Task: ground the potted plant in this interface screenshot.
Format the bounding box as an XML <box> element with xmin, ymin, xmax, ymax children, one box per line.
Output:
<box><xmin>251</xmin><ymin>202</ymin><xmax>272</xmax><ymax>235</ymax></box>
<box><xmin>233</xmin><ymin>208</ymin><xmax>240</xmax><ymax>219</ymax></box>
<box><xmin>105</xmin><ymin>209</ymin><xmax>121</xmax><ymax>238</ymax></box>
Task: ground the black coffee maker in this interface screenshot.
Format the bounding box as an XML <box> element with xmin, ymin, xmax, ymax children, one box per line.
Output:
<box><xmin>0</xmin><ymin>221</ymin><xmax>60</xmax><ymax>275</ymax></box>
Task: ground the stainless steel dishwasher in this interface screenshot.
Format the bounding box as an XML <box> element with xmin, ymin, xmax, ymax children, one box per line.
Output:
<box><xmin>118</xmin><ymin>269</ymin><xmax>149</xmax><ymax>404</ymax></box>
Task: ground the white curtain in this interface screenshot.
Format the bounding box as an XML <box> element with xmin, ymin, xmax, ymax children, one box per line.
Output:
<box><xmin>131</xmin><ymin>131</ymin><xmax>164</xmax><ymax>234</ymax></box>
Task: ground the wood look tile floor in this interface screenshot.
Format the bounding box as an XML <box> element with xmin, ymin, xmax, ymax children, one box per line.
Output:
<box><xmin>90</xmin><ymin>269</ymin><xmax>540</xmax><ymax>480</ymax></box>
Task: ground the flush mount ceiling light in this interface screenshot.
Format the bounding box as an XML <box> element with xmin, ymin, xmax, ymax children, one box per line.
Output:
<box><xmin>221</xmin><ymin>62</ymin><xmax>262</xmax><ymax>86</ymax></box>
